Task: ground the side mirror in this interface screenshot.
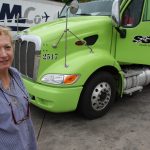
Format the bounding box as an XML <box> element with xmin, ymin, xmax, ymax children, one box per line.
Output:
<box><xmin>112</xmin><ymin>0</ymin><xmax>126</xmax><ymax>38</ymax></box>
<box><xmin>70</xmin><ymin>0</ymin><xmax>79</xmax><ymax>14</ymax></box>
<box><xmin>111</xmin><ymin>0</ymin><xmax>120</xmax><ymax>27</ymax></box>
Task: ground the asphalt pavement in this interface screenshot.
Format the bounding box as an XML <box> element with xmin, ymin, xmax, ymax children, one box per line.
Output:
<box><xmin>30</xmin><ymin>85</ymin><xmax>150</xmax><ymax>150</ymax></box>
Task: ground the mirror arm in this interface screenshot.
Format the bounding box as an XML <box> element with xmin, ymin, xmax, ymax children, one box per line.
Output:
<box><xmin>115</xmin><ymin>27</ymin><xmax>126</xmax><ymax>38</ymax></box>
<box><xmin>58</xmin><ymin>11</ymin><xmax>60</xmax><ymax>18</ymax></box>
<box><xmin>62</xmin><ymin>0</ymin><xmax>73</xmax><ymax>5</ymax></box>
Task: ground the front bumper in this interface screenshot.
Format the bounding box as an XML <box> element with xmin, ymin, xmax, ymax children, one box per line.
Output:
<box><xmin>23</xmin><ymin>79</ymin><xmax>83</xmax><ymax>112</ymax></box>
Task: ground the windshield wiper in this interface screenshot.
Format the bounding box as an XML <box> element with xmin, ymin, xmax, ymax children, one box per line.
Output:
<box><xmin>59</xmin><ymin>13</ymin><xmax>91</xmax><ymax>18</ymax></box>
<box><xmin>59</xmin><ymin>16</ymin><xmax>66</xmax><ymax>18</ymax></box>
<box><xmin>75</xmin><ymin>13</ymin><xmax>91</xmax><ymax>16</ymax></box>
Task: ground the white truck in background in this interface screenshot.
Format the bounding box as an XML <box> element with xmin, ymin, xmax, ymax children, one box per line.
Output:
<box><xmin>0</xmin><ymin>0</ymin><xmax>63</xmax><ymax>35</ymax></box>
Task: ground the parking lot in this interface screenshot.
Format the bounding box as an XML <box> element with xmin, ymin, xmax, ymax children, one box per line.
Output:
<box><xmin>31</xmin><ymin>85</ymin><xmax>150</xmax><ymax>150</ymax></box>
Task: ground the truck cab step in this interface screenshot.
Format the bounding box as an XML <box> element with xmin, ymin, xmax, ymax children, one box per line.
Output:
<box><xmin>124</xmin><ymin>86</ymin><xmax>143</xmax><ymax>95</ymax></box>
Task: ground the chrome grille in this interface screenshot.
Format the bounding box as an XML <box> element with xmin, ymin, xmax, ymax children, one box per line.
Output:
<box><xmin>13</xmin><ymin>35</ymin><xmax>41</xmax><ymax>80</ymax></box>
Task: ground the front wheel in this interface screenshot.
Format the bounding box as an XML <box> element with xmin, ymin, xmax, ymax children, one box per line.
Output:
<box><xmin>78</xmin><ymin>71</ymin><xmax>117</xmax><ymax>119</ymax></box>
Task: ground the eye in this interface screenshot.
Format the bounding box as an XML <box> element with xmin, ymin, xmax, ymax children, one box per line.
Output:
<box><xmin>4</xmin><ymin>45</ymin><xmax>12</xmax><ymax>50</ymax></box>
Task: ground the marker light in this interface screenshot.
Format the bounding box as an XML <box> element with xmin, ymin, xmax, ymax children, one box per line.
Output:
<box><xmin>64</xmin><ymin>74</ymin><xmax>79</xmax><ymax>84</ymax></box>
<box><xmin>41</xmin><ymin>74</ymin><xmax>79</xmax><ymax>85</ymax></box>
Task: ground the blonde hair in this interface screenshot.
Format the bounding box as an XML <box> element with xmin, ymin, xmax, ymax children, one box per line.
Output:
<box><xmin>0</xmin><ymin>26</ymin><xmax>13</xmax><ymax>44</ymax></box>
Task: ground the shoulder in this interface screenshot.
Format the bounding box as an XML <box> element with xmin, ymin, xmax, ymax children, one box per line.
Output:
<box><xmin>9</xmin><ymin>67</ymin><xmax>21</xmax><ymax>78</ymax></box>
<box><xmin>9</xmin><ymin>67</ymin><xmax>23</xmax><ymax>86</ymax></box>
<box><xmin>9</xmin><ymin>67</ymin><xmax>29</xmax><ymax>95</ymax></box>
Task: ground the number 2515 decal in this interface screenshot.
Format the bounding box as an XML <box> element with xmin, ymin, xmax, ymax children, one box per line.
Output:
<box><xmin>43</xmin><ymin>53</ymin><xmax>58</xmax><ymax>60</ymax></box>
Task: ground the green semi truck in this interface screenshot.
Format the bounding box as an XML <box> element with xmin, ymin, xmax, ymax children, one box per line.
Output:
<box><xmin>13</xmin><ymin>0</ymin><xmax>150</xmax><ymax>119</ymax></box>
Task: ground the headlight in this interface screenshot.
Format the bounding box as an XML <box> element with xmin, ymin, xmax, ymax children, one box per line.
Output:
<box><xmin>41</xmin><ymin>74</ymin><xmax>79</xmax><ymax>85</ymax></box>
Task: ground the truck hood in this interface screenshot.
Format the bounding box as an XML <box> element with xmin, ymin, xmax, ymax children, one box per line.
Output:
<box><xmin>20</xmin><ymin>16</ymin><xmax>113</xmax><ymax>83</ymax></box>
<box><xmin>26</xmin><ymin>16</ymin><xmax>112</xmax><ymax>41</ymax></box>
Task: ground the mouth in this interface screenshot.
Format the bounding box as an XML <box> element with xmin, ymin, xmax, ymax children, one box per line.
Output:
<box><xmin>0</xmin><ymin>59</ymin><xmax>9</xmax><ymax>64</ymax></box>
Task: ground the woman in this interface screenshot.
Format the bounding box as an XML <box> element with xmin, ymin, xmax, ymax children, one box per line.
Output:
<box><xmin>0</xmin><ymin>26</ymin><xmax>37</xmax><ymax>150</ymax></box>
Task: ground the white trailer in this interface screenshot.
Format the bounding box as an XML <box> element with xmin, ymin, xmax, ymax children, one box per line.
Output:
<box><xmin>0</xmin><ymin>0</ymin><xmax>63</xmax><ymax>35</ymax></box>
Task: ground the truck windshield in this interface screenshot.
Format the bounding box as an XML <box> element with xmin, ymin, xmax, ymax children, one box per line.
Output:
<box><xmin>59</xmin><ymin>0</ymin><xmax>114</xmax><ymax>17</ymax></box>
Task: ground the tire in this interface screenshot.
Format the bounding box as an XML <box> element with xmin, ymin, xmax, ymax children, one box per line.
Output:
<box><xmin>78</xmin><ymin>71</ymin><xmax>117</xmax><ymax>119</ymax></box>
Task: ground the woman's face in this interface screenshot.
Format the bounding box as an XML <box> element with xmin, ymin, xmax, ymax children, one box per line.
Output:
<box><xmin>0</xmin><ymin>34</ymin><xmax>14</xmax><ymax>72</ymax></box>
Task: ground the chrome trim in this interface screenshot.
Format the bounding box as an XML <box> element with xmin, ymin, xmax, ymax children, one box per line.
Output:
<box><xmin>14</xmin><ymin>35</ymin><xmax>41</xmax><ymax>80</ymax></box>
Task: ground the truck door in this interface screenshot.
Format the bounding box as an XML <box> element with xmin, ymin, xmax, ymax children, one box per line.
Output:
<box><xmin>115</xmin><ymin>0</ymin><xmax>150</xmax><ymax>65</ymax></box>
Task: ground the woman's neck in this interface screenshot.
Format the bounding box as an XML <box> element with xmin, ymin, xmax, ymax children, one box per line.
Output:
<box><xmin>0</xmin><ymin>70</ymin><xmax>11</xmax><ymax>89</ymax></box>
